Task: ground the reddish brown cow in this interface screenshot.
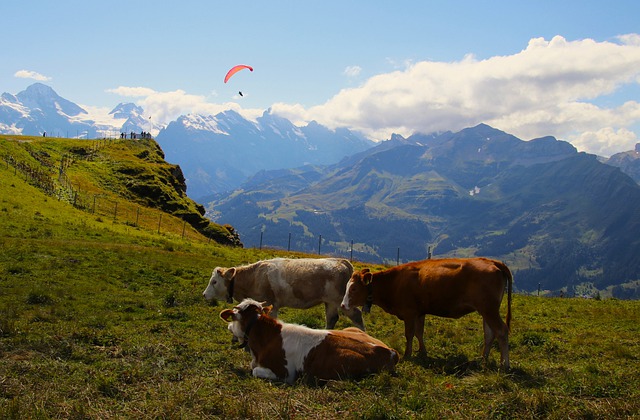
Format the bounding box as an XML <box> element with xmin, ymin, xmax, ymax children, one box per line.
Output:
<box><xmin>220</xmin><ymin>298</ymin><xmax>399</xmax><ymax>384</ymax></box>
<box><xmin>341</xmin><ymin>257</ymin><xmax>512</xmax><ymax>369</ymax></box>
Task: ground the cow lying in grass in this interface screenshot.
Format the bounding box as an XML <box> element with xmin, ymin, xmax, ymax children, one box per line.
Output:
<box><xmin>220</xmin><ymin>298</ymin><xmax>399</xmax><ymax>384</ymax></box>
<box><xmin>341</xmin><ymin>257</ymin><xmax>512</xmax><ymax>370</ymax></box>
<box><xmin>204</xmin><ymin>257</ymin><xmax>364</xmax><ymax>330</ymax></box>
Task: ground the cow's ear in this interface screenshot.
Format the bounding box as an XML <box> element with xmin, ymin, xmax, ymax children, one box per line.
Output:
<box><xmin>223</xmin><ymin>267</ymin><xmax>237</xmax><ymax>280</ymax></box>
<box><xmin>262</xmin><ymin>305</ymin><xmax>273</xmax><ymax>316</ymax></box>
<box><xmin>363</xmin><ymin>272</ymin><xmax>373</xmax><ymax>285</ymax></box>
<box><xmin>361</xmin><ymin>268</ymin><xmax>371</xmax><ymax>274</ymax></box>
<box><xmin>220</xmin><ymin>309</ymin><xmax>234</xmax><ymax>322</ymax></box>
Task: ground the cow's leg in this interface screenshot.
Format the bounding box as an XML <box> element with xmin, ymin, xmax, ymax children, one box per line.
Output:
<box><xmin>325</xmin><ymin>303</ymin><xmax>340</xmax><ymax>329</ymax></box>
<box><xmin>252</xmin><ymin>366</ymin><xmax>280</xmax><ymax>381</ymax></box>
<box><xmin>341</xmin><ymin>305</ymin><xmax>365</xmax><ymax>331</ymax></box>
<box><xmin>483</xmin><ymin>312</ymin><xmax>510</xmax><ymax>370</ymax></box>
<box><xmin>403</xmin><ymin>319</ymin><xmax>416</xmax><ymax>358</ymax></box>
<box><xmin>497</xmin><ymin>321</ymin><xmax>510</xmax><ymax>371</ymax></box>
<box><xmin>482</xmin><ymin>318</ymin><xmax>495</xmax><ymax>362</ymax></box>
<box><xmin>415</xmin><ymin>315</ymin><xmax>427</xmax><ymax>355</ymax></box>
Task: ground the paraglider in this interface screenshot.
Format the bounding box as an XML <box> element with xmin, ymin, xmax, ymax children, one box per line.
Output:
<box><xmin>224</xmin><ymin>64</ymin><xmax>253</xmax><ymax>83</ymax></box>
<box><xmin>238</xmin><ymin>91</ymin><xmax>243</xmax><ymax>97</ymax></box>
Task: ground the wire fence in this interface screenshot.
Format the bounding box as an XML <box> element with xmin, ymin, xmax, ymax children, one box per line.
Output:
<box><xmin>2</xmin><ymin>139</ymin><xmax>432</xmax><ymax>263</ymax></box>
<box><xmin>250</xmin><ymin>229</ymin><xmax>433</xmax><ymax>265</ymax></box>
<box><xmin>2</xmin><ymin>142</ymin><xmax>213</xmax><ymax>243</ymax></box>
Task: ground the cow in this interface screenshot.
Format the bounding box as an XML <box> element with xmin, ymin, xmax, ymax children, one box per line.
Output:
<box><xmin>220</xmin><ymin>298</ymin><xmax>399</xmax><ymax>384</ymax></box>
<box><xmin>341</xmin><ymin>257</ymin><xmax>512</xmax><ymax>370</ymax></box>
<box><xmin>203</xmin><ymin>257</ymin><xmax>364</xmax><ymax>330</ymax></box>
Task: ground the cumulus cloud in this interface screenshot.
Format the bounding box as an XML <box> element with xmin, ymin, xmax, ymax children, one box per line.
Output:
<box><xmin>14</xmin><ymin>69</ymin><xmax>51</xmax><ymax>81</ymax></box>
<box><xmin>570</xmin><ymin>127</ymin><xmax>639</xmax><ymax>157</ymax></box>
<box><xmin>271</xmin><ymin>35</ymin><xmax>640</xmax><ymax>156</ymax></box>
<box><xmin>107</xmin><ymin>86</ymin><xmax>262</xmax><ymax>125</ymax></box>
<box><xmin>103</xmin><ymin>35</ymin><xmax>640</xmax><ymax>156</ymax></box>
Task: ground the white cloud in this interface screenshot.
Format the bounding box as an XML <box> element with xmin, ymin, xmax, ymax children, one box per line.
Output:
<box><xmin>617</xmin><ymin>33</ymin><xmax>640</xmax><ymax>46</ymax></box>
<box><xmin>570</xmin><ymin>127</ymin><xmax>638</xmax><ymax>157</ymax></box>
<box><xmin>106</xmin><ymin>86</ymin><xmax>156</xmax><ymax>97</ymax></box>
<box><xmin>102</xmin><ymin>35</ymin><xmax>640</xmax><ymax>156</ymax></box>
<box><xmin>107</xmin><ymin>86</ymin><xmax>263</xmax><ymax>125</ymax></box>
<box><xmin>344</xmin><ymin>65</ymin><xmax>362</xmax><ymax>77</ymax></box>
<box><xmin>14</xmin><ymin>69</ymin><xmax>51</xmax><ymax>81</ymax></box>
<box><xmin>271</xmin><ymin>35</ymin><xmax>640</xmax><ymax>155</ymax></box>
<box><xmin>268</xmin><ymin>102</ymin><xmax>311</xmax><ymax>126</ymax></box>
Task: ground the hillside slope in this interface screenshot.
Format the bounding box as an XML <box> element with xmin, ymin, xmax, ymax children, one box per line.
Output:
<box><xmin>0</xmin><ymin>135</ymin><xmax>241</xmax><ymax>247</ymax></box>
<box><xmin>1</xmin><ymin>134</ymin><xmax>639</xmax><ymax>418</ymax></box>
<box><xmin>208</xmin><ymin>125</ymin><xmax>640</xmax><ymax>297</ymax></box>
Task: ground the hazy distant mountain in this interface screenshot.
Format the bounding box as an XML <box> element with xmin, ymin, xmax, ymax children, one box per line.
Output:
<box><xmin>155</xmin><ymin>109</ymin><xmax>374</xmax><ymax>199</ymax></box>
<box><xmin>207</xmin><ymin>124</ymin><xmax>640</xmax><ymax>297</ymax></box>
<box><xmin>604</xmin><ymin>143</ymin><xmax>640</xmax><ymax>184</ymax></box>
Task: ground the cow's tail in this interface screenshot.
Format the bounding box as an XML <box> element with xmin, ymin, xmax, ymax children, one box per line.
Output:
<box><xmin>496</xmin><ymin>260</ymin><xmax>513</xmax><ymax>331</ymax></box>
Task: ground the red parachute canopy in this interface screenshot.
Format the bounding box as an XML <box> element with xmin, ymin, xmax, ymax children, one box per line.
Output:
<box><xmin>224</xmin><ymin>64</ymin><xmax>253</xmax><ymax>83</ymax></box>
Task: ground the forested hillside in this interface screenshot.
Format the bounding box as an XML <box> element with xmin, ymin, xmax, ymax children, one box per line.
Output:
<box><xmin>208</xmin><ymin>125</ymin><xmax>640</xmax><ymax>298</ymax></box>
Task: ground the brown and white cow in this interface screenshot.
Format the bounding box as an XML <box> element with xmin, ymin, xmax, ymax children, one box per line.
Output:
<box><xmin>220</xmin><ymin>298</ymin><xmax>399</xmax><ymax>384</ymax></box>
<box><xmin>203</xmin><ymin>257</ymin><xmax>364</xmax><ymax>330</ymax></box>
<box><xmin>341</xmin><ymin>257</ymin><xmax>512</xmax><ymax>369</ymax></box>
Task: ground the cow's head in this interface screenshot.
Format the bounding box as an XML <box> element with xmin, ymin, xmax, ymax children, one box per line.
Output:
<box><xmin>220</xmin><ymin>298</ymin><xmax>272</xmax><ymax>347</ymax></box>
<box><xmin>341</xmin><ymin>269</ymin><xmax>374</xmax><ymax>313</ymax></box>
<box><xmin>203</xmin><ymin>267</ymin><xmax>237</xmax><ymax>303</ymax></box>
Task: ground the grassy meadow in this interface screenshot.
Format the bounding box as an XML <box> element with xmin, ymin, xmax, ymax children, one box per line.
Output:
<box><xmin>1</xmin><ymin>136</ymin><xmax>639</xmax><ymax>419</ymax></box>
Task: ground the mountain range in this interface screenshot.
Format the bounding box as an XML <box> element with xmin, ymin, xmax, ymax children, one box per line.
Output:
<box><xmin>155</xmin><ymin>111</ymin><xmax>373</xmax><ymax>198</ymax></box>
<box><xmin>207</xmin><ymin>124</ymin><xmax>640</xmax><ymax>298</ymax></box>
<box><xmin>0</xmin><ymin>83</ymin><xmax>156</xmax><ymax>139</ymax></box>
<box><xmin>2</xmin><ymin>83</ymin><xmax>640</xmax><ymax>297</ymax></box>
<box><xmin>1</xmin><ymin>84</ymin><xmax>373</xmax><ymax>199</ymax></box>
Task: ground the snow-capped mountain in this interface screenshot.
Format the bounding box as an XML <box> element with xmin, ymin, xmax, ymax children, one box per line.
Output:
<box><xmin>0</xmin><ymin>83</ymin><xmax>374</xmax><ymax>198</ymax></box>
<box><xmin>155</xmin><ymin>109</ymin><xmax>374</xmax><ymax>199</ymax></box>
<box><xmin>0</xmin><ymin>83</ymin><xmax>156</xmax><ymax>138</ymax></box>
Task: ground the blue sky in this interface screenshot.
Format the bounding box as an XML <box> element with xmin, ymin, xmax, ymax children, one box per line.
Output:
<box><xmin>2</xmin><ymin>0</ymin><xmax>640</xmax><ymax>156</ymax></box>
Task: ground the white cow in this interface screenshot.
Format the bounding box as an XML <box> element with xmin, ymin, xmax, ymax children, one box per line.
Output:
<box><xmin>203</xmin><ymin>257</ymin><xmax>364</xmax><ymax>330</ymax></box>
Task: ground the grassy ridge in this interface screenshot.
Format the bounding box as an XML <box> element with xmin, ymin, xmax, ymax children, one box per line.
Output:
<box><xmin>0</xmin><ymin>135</ymin><xmax>239</xmax><ymax>246</ymax></box>
<box><xmin>1</xmin><ymin>136</ymin><xmax>639</xmax><ymax>418</ymax></box>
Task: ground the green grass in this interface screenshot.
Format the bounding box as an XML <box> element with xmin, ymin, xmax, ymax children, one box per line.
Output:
<box><xmin>1</xmin><ymin>136</ymin><xmax>639</xmax><ymax>418</ymax></box>
<box><xmin>0</xmin><ymin>135</ymin><xmax>237</xmax><ymax>245</ymax></box>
